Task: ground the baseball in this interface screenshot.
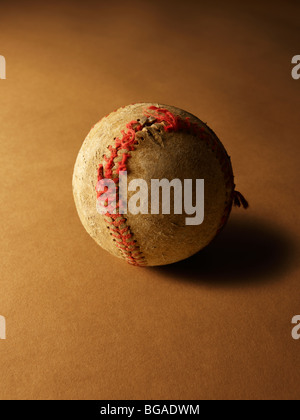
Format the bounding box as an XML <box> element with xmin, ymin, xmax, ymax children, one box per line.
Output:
<box><xmin>73</xmin><ymin>103</ymin><xmax>248</xmax><ymax>266</ymax></box>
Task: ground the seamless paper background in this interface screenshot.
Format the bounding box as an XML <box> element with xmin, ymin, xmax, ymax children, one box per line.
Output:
<box><xmin>0</xmin><ymin>0</ymin><xmax>299</xmax><ymax>400</ymax></box>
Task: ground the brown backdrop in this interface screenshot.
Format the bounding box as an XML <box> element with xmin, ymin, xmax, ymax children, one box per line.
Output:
<box><xmin>0</xmin><ymin>0</ymin><xmax>299</xmax><ymax>400</ymax></box>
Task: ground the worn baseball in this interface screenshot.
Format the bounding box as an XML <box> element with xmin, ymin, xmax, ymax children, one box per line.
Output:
<box><xmin>73</xmin><ymin>103</ymin><xmax>247</xmax><ymax>267</ymax></box>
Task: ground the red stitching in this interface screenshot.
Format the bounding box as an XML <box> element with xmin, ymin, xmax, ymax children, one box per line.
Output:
<box><xmin>96</xmin><ymin>105</ymin><xmax>240</xmax><ymax>266</ymax></box>
<box><xmin>96</xmin><ymin>119</ymin><xmax>146</xmax><ymax>266</ymax></box>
